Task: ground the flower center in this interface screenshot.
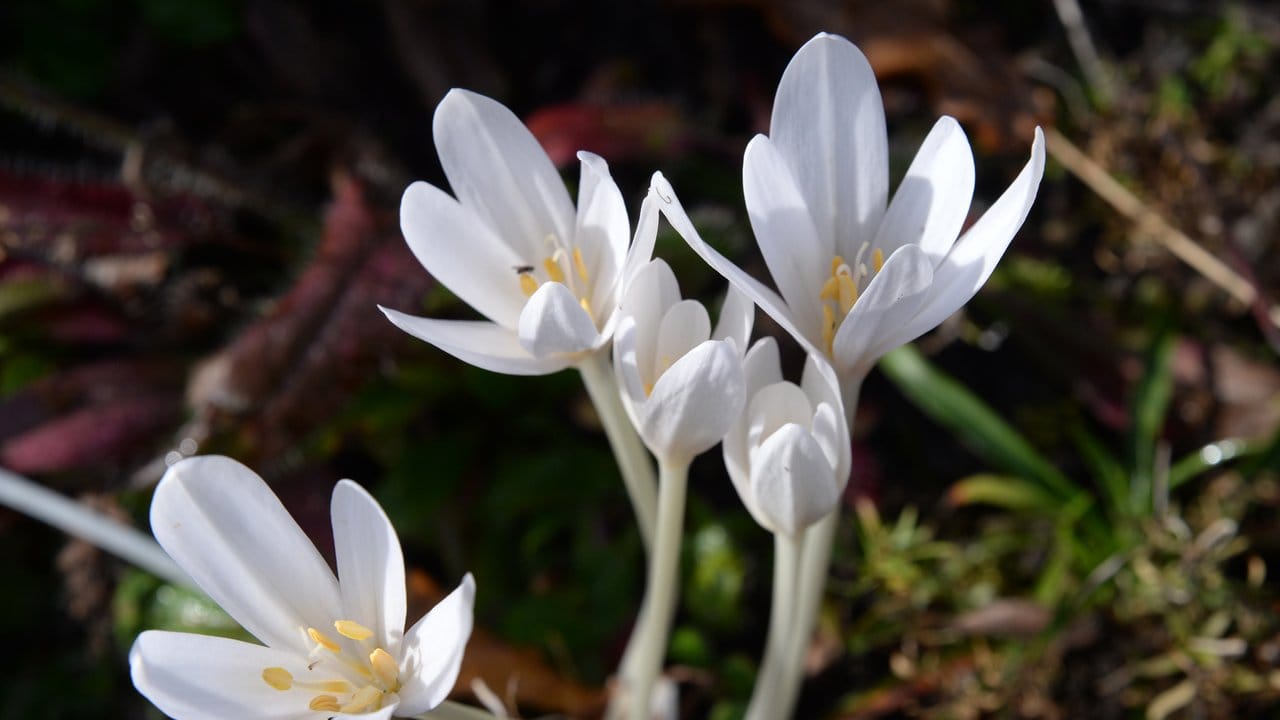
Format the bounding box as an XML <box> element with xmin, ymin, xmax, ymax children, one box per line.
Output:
<box><xmin>817</xmin><ymin>245</ymin><xmax>884</xmax><ymax>354</ymax></box>
<box><xmin>260</xmin><ymin>619</ymin><xmax>401</xmax><ymax>714</ymax></box>
<box><xmin>517</xmin><ymin>234</ymin><xmax>595</xmax><ymax>317</ymax></box>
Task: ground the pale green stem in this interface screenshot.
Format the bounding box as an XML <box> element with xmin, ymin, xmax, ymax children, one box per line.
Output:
<box><xmin>619</xmin><ymin>457</ymin><xmax>689</xmax><ymax>720</ymax></box>
<box><xmin>578</xmin><ymin>351</ymin><xmax>658</xmax><ymax>551</ymax></box>
<box><xmin>415</xmin><ymin>700</ymin><xmax>502</xmax><ymax>719</ymax></box>
<box><xmin>0</xmin><ymin>466</ymin><xmax>191</xmax><ymax>587</ymax></box>
<box><xmin>743</xmin><ymin>531</ymin><xmax>802</xmax><ymax>720</ymax></box>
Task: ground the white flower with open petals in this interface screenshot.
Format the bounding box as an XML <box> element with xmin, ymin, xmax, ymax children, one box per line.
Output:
<box><xmin>381</xmin><ymin>89</ymin><xmax>656</xmax><ymax>375</ymax></box>
<box><xmin>613</xmin><ymin>257</ymin><xmax>751</xmax><ymax>464</ymax></box>
<box><xmin>130</xmin><ymin>455</ymin><xmax>474</xmax><ymax>720</ymax></box>
<box><xmin>723</xmin><ymin>340</ymin><xmax>850</xmax><ymax>536</ymax></box>
<box><xmin>664</xmin><ymin>32</ymin><xmax>1045</xmax><ymax>405</ymax></box>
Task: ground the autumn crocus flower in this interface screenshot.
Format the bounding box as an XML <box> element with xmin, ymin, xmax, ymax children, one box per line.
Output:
<box><xmin>130</xmin><ymin>456</ymin><xmax>474</xmax><ymax>719</ymax></box>
<box><xmin>666</xmin><ymin>33</ymin><xmax>1045</xmax><ymax>406</ymax></box>
<box><xmin>381</xmin><ymin>89</ymin><xmax>655</xmax><ymax>375</ymax></box>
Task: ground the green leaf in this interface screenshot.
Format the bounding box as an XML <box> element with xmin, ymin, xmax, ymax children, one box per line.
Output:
<box><xmin>1128</xmin><ymin>328</ymin><xmax>1176</xmax><ymax>515</ymax></box>
<box><xmin>947</xmin><ymin>473</ymin><xmax>1065</xmax><ymax>514</ymax></box>
<box><xmin>1169</xmin><ymin>437</ymin><xmax>1260</xmax><ymax>489</ymax></box>
<box><xmin>879</xmin><ymin>345</ymin><xmax>1076</xmax><ymax>499</ymax></box>
<box><xmin>1070</xmin><ymin>424</ymin><xmax>1129</xmax><ymax>517</ymax></box>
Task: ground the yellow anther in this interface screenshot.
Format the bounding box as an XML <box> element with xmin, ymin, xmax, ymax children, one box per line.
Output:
<box><xmin>543</xmin><ymin>257</ymin><xmax>565</xmax><ymax>284</ymax></box>
<box><xmin>836</xmin><ymin>273</ymin><xmax>859</xmax><ymax>315</ymax></box>
<box><xmin>261</xmin><ymin>667</ymin><xmax>292</xmax><ymax>691</ymax></box>
<box><xmin>307</xmin><ymin>627</ymin><xmax>341</xmax><ymax>653</ymax></box>
<box><xmin>519</xmin><ymin>273</ymin><xmax>539</xmax><ymax>296</ymax></box>
<box><xmin>369</xmin><ymin>647</ymin><xmax>400</xmax><ymax>690</ymax></box>
<box><xmin>819</xmin><ymin>276</ymin><xmax>839</xmax><ymax>302</ymax></box>
<box><xmin>822</xmin><ymin>305</ymin><xmax>836</xmax><ymax>355</ymax></box>
<box><xmin>579</xmin><ymin>296</ymin><xmax>593</xmax><ymax>315</ymax></box>
<box><xmin>831</xmin><ymin>256</ymin><xmax>846</xmax><ymax>275</ymax></box>
<box><xmin>643</xmin><ymin>382</ymin><xmax>654</xmax><ymax>397</ymax></box>
<box><xmin>872</xmin><ymin>248</ymin><xmax>884</xmax><ymax>273</ymax></box>
<box><xmin>572</xmin><ymin>247</ymin><xmax>589</xmax><ymax>282</ymax></box>
<box><xmin>305</xmin><ymin>680</ymin><xmax>354</xmax><ymax>694</ymax></box>
<box><xmin>341</xmin><ymin>685</ymin><xmax>384</xmax><ymax>713</ymax></box>
<box><xmin>309</xmin><ymin>695</ymin><xmax>341</xmax><ymax>712</ymax></box>
<box><xmin>334</xmin><ymin>620</ymin><xmax>373</xmax><ymax>641</ymax></box>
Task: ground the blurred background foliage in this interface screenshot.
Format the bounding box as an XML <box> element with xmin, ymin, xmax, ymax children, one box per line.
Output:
<box><xmin>0</xmin><ymin>0</ymin><xmax>1278</xmax><ymax>718</ymax></box>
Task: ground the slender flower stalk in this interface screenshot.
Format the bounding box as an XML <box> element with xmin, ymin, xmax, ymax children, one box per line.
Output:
<box><xmin>745</xmin><ymin>532</ymin><xmax>801</xmax><ymax>720</ymax></box>
<box><xmin>130</xmin><ymin>456</ymin><xmax>478</xmax><ymax>719</ymax></box>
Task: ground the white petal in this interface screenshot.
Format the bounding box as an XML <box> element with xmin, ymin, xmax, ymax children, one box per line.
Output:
<box><xmin>617</xmin><ymin>182</ymin><xmax>662</xmax><ymax>298</ymax></box>
<box><xmin>653</xmin><ymin>300</ymin><xmax>712</xmax><ymax>378</ymax></box>
<box><xmin>770</xmin><ymin>33</ymin><xmax>888</xmax><ymax>261</ymax></box>
<box><xmin>380</xmin><ymin>308</ymin><xmax>570</xmax><ymax>376</ymax></box>
<box><xmin>640</xmin><ymin>340</ymin><xmax>745</xmax><ymax>463</ymax></box>
<box><xmin>742</xmin><ymin>336</ymin><xmax>784</xmax><ymax>397</ymax></box>
<box><xmin>829</xmin><ymin>244</ymin><xmax>934</xmax><ymax>378</ymax></box>
<box><xmin>801</xmin><ymin>353</ymin><xmax>851</xmax><ymax>480</ymax></box>
<box><xmin>745</xmin><ymin>381</ymin><xmax>814</xmax><ymax>452</ymax></box>
<box><xmin>723</xmin><ymin>338</ymin><xmax>783</xmax><ymax>499</ymax></box>
<box><xmin>517</xmin><ymin>281</ymin><xmax>602</xmax><ymax>358</ymax></box>
<box><xmin>574</xmin><ymin>152</ymin><xmax>630</xmax><ymax>318</ymax></box>
<box><xmin>620</xmin><ymin>259</ymin><xmax>682</xmax><ymax>384</ymax></box>
<box><xmin>612</xmin><ymin>317</ymin><xmax>649</xmax><ymax>430</ymax></box>
<box><xmin>871</xmin><ymin>116</ymin><xmax>975</xmax><ymax>266</ymax></box>
<box><xmin>742</xmin><ymin>135</ymin><xmax>827</xmax><ymax>341</ymax></box>
<box><xmin>711</xmin><ymin>284</ymin><xmax>755</xmax><ymax>351</ymax></box>
<box><xmin>749</xmin><ymin>424</ymin><xmax>841</xmax><ymax>536</ymax></box>
<box><xmin>151</xmin><ymin>456</ymin><xmax>340</xmax><ymax>656</ymax></box>
<box><xmin>901</xmin><ymin>128</ymin><xmax>1046</xmax><ymax>340</ymax></box>
<box><xmin>397</xmin><ymin>574</ymin><xmax>476</xmax><ymax>716</ymax></box>
<box><xmin>331</xmin><ymin>480</ymin><xmax>406</xmax><ymax>657</ymax></box>
<box><xmin>130</xmin><ymin>631</ymin><xmax>318</xmax><ymax>720</ymax></box>
<box><xmin>651</xmin><ymin>173</ymin><xmax>824</xmax><ymax>359</ymax></box>
<box><xmin>433</xmin><ymin>89</ymin><xmax>575</xmax><ymax>262</ymax></box>
<box><xmin>400</xmin><ymin>181</ymin><xmax>527</xmax><ymax>329</ymax></box>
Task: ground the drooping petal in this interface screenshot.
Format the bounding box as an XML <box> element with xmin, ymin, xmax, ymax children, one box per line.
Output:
<box><xmin>829</xmin><ymin>244</ymin><xmax>934</xmax><ymax>379</ymax></box>
<box><xmin>620</xmin><ymin>259</ymin><xmax>682</xmax><ymax>383</ymax></box>
<box><xmin>433</xmin><ymin>90</ymin><xmax>575</xmax><ymax>262</ymax></box>
<box><xmin>652</xmin><ymin>173</ymin><xmax>824</xmax><ymax>359</ymax></box>
<box><xmin>574</xmin><ymin>152</ymin><xmax>629</xmax><ymax>318</ymax></box>
<box><xmin>711</xmin><ymin>285</ymin><xmax>755</xmax><ymax>351</ymax></box>
<box><xmin>399</xmin><ymin>181</ymin><xmax>527</xmax><ymax>329</ymax></box>
<box><xmin>517</xmin><ymin>281</ymin><xmax>602</xmax><ymax>358</ymax></box>
<box><xmin>379</xmin><ymin>308</ymin><xmax>570</xmax><ymax>376</ymax></box>
<box><xmin>331</xmin><ymin>480</ymin><xmax>406</xmax><ymax>657</ymax></box>
<box><xmin>653</xmin><ymin>300</ymin><xmax>712</xmax><ymax>379</ymax></box>
<box><xmin>742</xmin><ymin>135</ymin><xmax>827</xmax><ymax>340</ymax></box>
<box><xmin>870</xmin><ymin>116</ymin><xmax>975</xmax><ymax>266</ymax></box>
<box><xmin>130</xmin><ymin>631</ymin><xmax>321</xmax><ymax>720</ymax></box>
<box><xmin>899</xmin><ymin>128</ymin><xmax>1046</xmax><ymax>341</ymax></box>
<box><xmin>397</xmin><ymin>574</ymin><xmax>476</xmax><ymax>717</ymax></box>
<box><xmin>770</xmin><ymin>33</ymin><xmax>888</xmax><ymax>261</ymax></box>
<box><xmin>150</xmin><ymin>456</ymin><xmax>341</xmax><ymax>656</ymax></box>
<box><xmin>640</xmin><ymin>340</ymin><xmax>745</xmax><ymax>463</ymax></box>
<box><xmin>749</xmin><ymin>424</ymin><xmax>841</xmax><ymax>537</ymax></box>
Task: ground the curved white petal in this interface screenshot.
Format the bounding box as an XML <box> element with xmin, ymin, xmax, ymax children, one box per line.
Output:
<box><xmin>746</xmin><ymin>382</ymin><xmax>814</xmax><ymax>451</ymax></box>
<box><xmin>652</xmin><ymin>174</ymin><xmax>824</xmax><ymax>359</ymax></box>
<box><xmin>517</xmin><ymin>281</ymin><xmax>602</xmax><ymax>358</ymax></box>
<box><xmin>749</xmin><ymin>424</ymin><xmax>841</xmax><ymax>537</ymax></box>
<box><xmin>640</xmin><ymin>340</ymin><xmax>745</xmax><ymax>463</ymax></box>
<box><xmin>742</xmin><ymin>135</ymin><xmax>827</xmax><ymax>340</ymax></box>
<box><xmin>620</xmin><ymin>259</ymin><xmax>682</xmax><ymax>383</ymax></box>
<box><xmin>711</xmin><ymin>285</ymin><xmax>755</xmax><ymax>351</ymax></box>
<box><xmin>397</xmin><ymin>574</ymin><xmax>476</xmax><ymax>716</ymax></box>
<box><xmin>653</xmin><ymin>300</ymin><xmax>712</xmax><ymax>376</ymax></box>
<box><xmin>400</xmin><ymin>181</ymin><xmax>527</xmax><ymax>329</ymax></box>
<box><xmin>131</xmin><ymin>631</ymin><xmax>320</xmax><ymax>720</ymax></box>
<box><xmin>433</xmin><ymin>90</ymin><xmax>574</xmax><ymax>262</ymax></box>
<box><xmin>801</xmin><ymin>353</ymin><xmax>851</xmax><ymax>480</ymax></box>
<box><xmin>574</xmin><ymin>152</ymin><xmax>630</xmax><ymax>318</ymax></box>
<box><xmin>900</xmin><ymin>128</ymin><xmax>1046</xmax><ymax>341</ymax></box>
<box><xmin>612</xmin><ymin>317</ymin><xmax>648</xmax><ymax>430</ymax></box>
<box><xmin>770</xmin><ymin>33</ymin><xmax>888</xmax><ymax>261</ymax></box>
<box><xmin>723</xmin><ymin>337</ymin><xmax>783</xmax><ymax>495</ymax></box>
<box><xmin>829</xmin><ymin>244</ymin><xmax>934</xmax><ymax>378</ymax></box>
<box><xmin>742</xmin><ymin>336</ymin><xmax>784</xmax><ymax>396</ymax></box>
<box><xmin>380</xmin><ymin>307</ymin><xmax>570</xmax><ymax>376</ymax></box>
<box><xmin>331</xmin><ymin>480</ymin><xmax>406</xmax><ymax>657</ymax></box>
<box><xmin>618</xmin><ymin>184</ymin><xmax>662</xmax><ymax>297</ymax></box>
<box><xmin>151</xmin><ymin>456</ymin><xmax>341</xmax><ymax>656</ymax></box>
<box><xmin>871</xmin><ymin>116</ymin><xmax>975</xmax><ymax>266</ymax></box>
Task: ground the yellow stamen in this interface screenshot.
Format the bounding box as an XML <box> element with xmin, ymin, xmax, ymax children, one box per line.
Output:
<box><xmin>830</xmin><ymin>256</ymin><xmax>846</xmax><ymax>275</ymax></box>
<box><xmin>369</xmin><ymin>648</ymin><xmax>400</xmax><ymax>690</ymax></box>
<box><xmin>836</xmin><ymin>273</ymin><xmax>859</xmax><ymax>315</ymax></box>
<box><xmin>872</xmin><ymin>248</ymin><xmax>884</xmax><ymax>273</ymax></box>
<box><xmin>334</xmin><ymin>620</ymin><xmax>373</xmax><ymax>641</ymax></box>
<box><xmin>519</xmin><ymin>273</ymin><xmax>539</xmax><ymax>296</ymax></box>
<box><xmin>819</xmin><ymin>276</ymin><xmax>839</xmax><ymax>302</ymax></box>
<box><xmin>341</xmin><ymin>685</ymin><xmax>384</xmax><ymax>713</ymax></box>
<box><xmin>300</xmin><ymin>679</ymin><xmax>354</xmax><ymax>694</ymax></box>
<box><xmin>261</xmin><ymin>667</ymin><xmax>292</xmax><ymax>691</ymax></box>
<box><xmin>822</xmin><ymin>305</ymin><xmax>836</xmax><ymax>355</ymax></box>
<box><xmin>572</xmin><ymin>247</ymin><xmax>589</xmax><ymax>282</ymax></box>
<box><xmin>309</xmin><ymin>695</ymin><xmax>341</xmax><ymax>712</ymax></box>
<box><xmin>579</xmin><ymin>296</ymin><xmax>592</xmax><ymax>315</ymax></box>
<box><xmin>307</xmin><ymin>627</ymin><xmax>341</xmax><ymax>653</ymax></box>
<box><xmin>543</xmin><ymin>257</ymin><xmax>565</xmax><ymax>284</ymax></box>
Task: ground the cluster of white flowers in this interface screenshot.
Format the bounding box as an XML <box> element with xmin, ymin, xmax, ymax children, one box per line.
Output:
<box><xmin>130</xmin><ymin>31</ymin><xmax>1042</xmax><ymax>720</ymax></box>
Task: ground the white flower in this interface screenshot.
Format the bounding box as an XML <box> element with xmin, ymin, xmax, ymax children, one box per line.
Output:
<box><xmin>381</xmin><ymin>89</ymin><xmax>657</xmax><ymax>375</ymax></box>
<box><xmin>664</xmin><ymin>32</ymin><xmax>1045</xmax><ymax>401</ymax></box>
<box><xmin>723</xmin><ymin>340</ymin><xmax>850</xmax><ymax>536</ymax></box>
<box><xmin>613</xmin><ymin>257</ymin><xmax>751</xmax><ymax>464</ymax></box>
<box><xmin>130</xmin><ymin>456</ymin><xmax>474</xmax><ymax>720</ymax></box>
